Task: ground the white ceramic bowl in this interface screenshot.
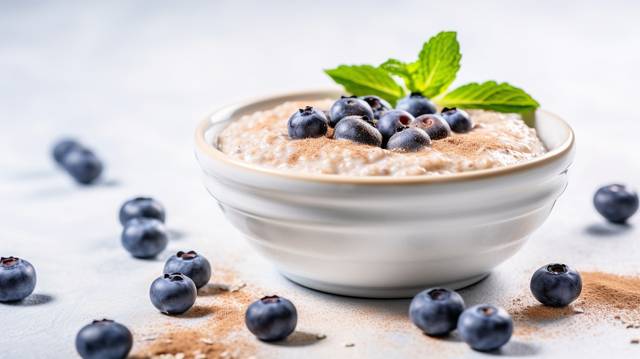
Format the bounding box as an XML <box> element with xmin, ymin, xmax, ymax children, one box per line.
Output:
<box><xmin>195</xmin><ymin>89</ymin><xmax>575</xmax><ymax>298</ymax></box>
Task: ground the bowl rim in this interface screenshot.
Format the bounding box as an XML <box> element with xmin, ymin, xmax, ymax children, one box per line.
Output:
<box><xmin>195</xmin><ymin>89</ymin><xmax>575</xmax><ymax>185</ymax></box>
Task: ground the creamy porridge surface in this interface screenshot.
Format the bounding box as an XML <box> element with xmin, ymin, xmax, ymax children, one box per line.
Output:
<box><xmin>217</xmin><ymin>99</ymin><xmax>547</xmax><ymax>176</ymax></box>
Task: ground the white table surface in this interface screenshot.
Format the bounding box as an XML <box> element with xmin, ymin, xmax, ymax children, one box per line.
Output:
<box><xmin>2</xmin><ymin>1</ymin><xmax>639</xmax><ymax>358</ymax></box>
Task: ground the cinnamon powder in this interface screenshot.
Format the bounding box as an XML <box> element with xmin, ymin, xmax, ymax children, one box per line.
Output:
<box><xmin>510</xmin><ymin>271</ymin><xmax>640</xmax><ymax>338</ymax></box>
<box><xmin>132</xmin><ymin>269</ymin><xmax>640</xmax><ymax>357</ymax></box>
<box><xmin>431</xmin><ymin>133</ymin><xmax>505</xmax><ymax>158</ymax></box>
<box><xmin>131</xmin><ymin>267</ymin><xmax>257</xmax><ymax>359</ymax></box>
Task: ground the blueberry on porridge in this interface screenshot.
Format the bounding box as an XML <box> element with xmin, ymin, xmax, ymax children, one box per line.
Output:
<box><xmin>411</xmin><ymin>114</ymin><xmax>451</xmax><ymax>141</ymax></box>
<box><xmin>287</xmin><ymin>106</ymin><xmax>328</xmax><ymax>139</ymax></box>
<box><xmin>442</xmin><ymin>107</ymin><xmax>473</xmax><ymax>133</ymax></box>
<box><xmin>360</xmin><ymin>95</ymin><xmax>392</xmax><ymax>119</ymax></box>
<box><xmin>386</xmin><ymin>127</ymin><xmax>431</xmax><ymax>152</ymax></box>
<box><xmin>333</xmin><ymin>115</ymin><xmax>383</xmax><ymax>147</ymax></box>
<box><xmin>376</xmin><ymin>110</ymin><xmax>415</xmax><ymax>145</ymax></box>
<box><xmin>397</xmin><ymin>93</ymin><xmax>437</xmax><ymax>117</ymax></box>
<box><xmin>328</xmin><ymin>95</ymin><xmax>374</xmax><ymax>127</ymax></box>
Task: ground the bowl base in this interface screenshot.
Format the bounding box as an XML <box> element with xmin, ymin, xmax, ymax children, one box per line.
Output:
<box><xmin>280</xmin><ymin>271</ymin><xmax>490</xmax><ymax>299</ymax></box>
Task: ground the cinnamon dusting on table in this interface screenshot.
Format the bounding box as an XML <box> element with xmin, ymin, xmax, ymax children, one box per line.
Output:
<box><xmin>131</xmin><ymin>267</ymin><xmax>256</xmax><ymax>359</ymax></box>
<box><xmin>510</xmin><ymin>271</ymin><xmax>640</xmax><ymax>341</ymax></box>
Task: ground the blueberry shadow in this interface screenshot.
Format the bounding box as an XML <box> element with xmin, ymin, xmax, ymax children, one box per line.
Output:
<box><xmin>174</xmin><ymin>305</ymin><xmax>214</xmax><ymax>319</ymax></box>
<box><xmin>99</xmin><ymin>178</ymin><xmax>121</xmax><ymax>187</ymax></box>
<box><xmin>430</xmin><ymin>331</ymin><xmax>463</xmax><ymax>343</ymax></box>
<box><xmin>2</xmin><ymin>293</ymin><xmax>55</xmax><ymax>306</ymax></box>
<box><xmin>483</xmin><ymin>340</ymin><xmax>539</xmax><ymax>356</ymax></box>
<box><xmin>584</xmin><ymin>222</ymin><xmax>631</xmax><ymax>237</ymax></box>
<box><xmin>268</xmin><ymin>331</ymin><xmax>327</xmax><ymax>347</ymax></box>
<box><xmin>167</xmin><ymin>229</ymin><xmax>187</xmax><ymax>240</ymax></box>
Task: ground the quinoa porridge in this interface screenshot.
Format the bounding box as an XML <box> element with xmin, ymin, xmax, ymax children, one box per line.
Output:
<box><xmin>217</xmin><ymin>99</ymin><xmax>547</xmax><ymax>176</ymax></box>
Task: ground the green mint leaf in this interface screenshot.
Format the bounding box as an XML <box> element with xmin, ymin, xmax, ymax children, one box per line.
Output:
<box><xmin>438</xmin><ymin>81</ymin><xmax>540</xmax><ymax>113</ymax></box>
<box><xmin>412</xmin><ymin>31</ymin><xmax>462</xmax><ymax>98</ymax></box>
<box><xmin>379</xmin><ymin>58</ymin><xmax>416</xmax><ymax>92</ymax></box>
<box><xmin>324</xmin><ymin>65</ymin><xmax>406</xmax><ymax>105</ymax></box>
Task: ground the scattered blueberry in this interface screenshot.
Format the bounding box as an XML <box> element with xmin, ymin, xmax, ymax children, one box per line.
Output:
<box><xmin>75</xmin><ymin>319</ymin><xmax>132</xmax><ymax>359</ymax></box>
<box><xmin>61</xmin><ymin>147</ymin><xmax>103</xmax><ymax>185</ymax></box>
<box><xmin>119</xmin><ymin>197</ymin><xmax>166</xmax><ymax>226</ymax></box>
<box><xmin>376</xmin><ymin>110</ymin><xmax>414</xmax><ymax>145</ymax></box>
<box><xmin>411</xmin><ymin>114</ymin><xmax>451</xmax><ymax>140</ymax></box>
<box><xmin>0</xmin><ymin>256</ymin><xmax>36</xmax><ymax>302</ymax></box>
<box><xmin>328</xmin><ymin>96</ymin><xmax>374</xmax><ymax>127</ymax></box>
<box><xmin>245</xmin><ymin>295</ymin><xmax>297</xmax><ymax>341</ymax></box>
<box><xmin>149</xmin><ymin>273</ymin><xmax>197</xmax><ymax>315</ymax></box>
<box><xmin>409</xmin><ymin>288</ymin><xmax>465</xmax><ymax>336</ymax></box>
<box><xmin>386</xmin><ymin>127</ymin><xmax>431</xmax><ymax>152</ymax></box>
<box><xmin>121</xmin><ymin>218</ymin><xmax>168</xmax><ymax>259</ymax></box>
<box><xmin>593</xmin><ymin>184</ymin><xmax>639</xmax><ymax>224</ymax></box>
<box><xmin>163</xmin><ymin>250</ymin><xmax>212</xmax><ymax>289</ymax></box>
<box><xmin>530</xmin><ymin>263</ymin><xmax>582</xmax><ymax>307</ymax></box>
<box><xmin>333</xmin><ymin>115</ymin><xmax>383</xmax><ymax>147</ymax></box>
<box><xmin>458</xmin><ymin>304</ymin><xmax>513</xmax><ymax>352</ymax></box>
<box><xmin>287</xmin><ymin>106</ymin><xmax>329</xmax><ymax>139</ymax></box>
<box><xmin>396</xmin><ymin>93</ymin><xmax>437</xmax><ymax>117</ymax></box>
<box><xmin>441</xmin><ymin>107</ymin><xmax>473</xmax><ymax>133</ymax></box>
<box><xmin>52</xmin><ymin>138</ymin><xmax>81</xmax><ymax>165</ymax></box>
<box><xmin>360</xmin><ymin>95</ymin><xmax>391</xmax><ymax>119</ymax></box>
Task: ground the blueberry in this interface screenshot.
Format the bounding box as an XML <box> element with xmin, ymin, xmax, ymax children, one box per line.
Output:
<box><xmin>119</xmin><ymin>196</ymin><xmax>166</xmax><ymax>226</ymax></box>
<box><xmin>287</xmin><ymin>106</ymin><xmax>328</xmax><ymax>139</ymax></box>
<box><xmin>458</xmin><ymin>304</ymin><xmax>513</xmax><ymax>352</ymax></box>
<box><xmin>0</xmin><ymin>256</ymin><xmax>36</xmax><ymax>302</ymax></box>
<box><xmin>328</xmin><ymin>96</ymin><xmax>374</xmax><ymax>127</ymax></box>
<box><xmin>149</xmin><ymin>273</ymin><xmax>197</xmax><ymax>315</ymax></box>
<box><xmin>409</xmin><ymin>288</ymin><xmax>465</xmax><ymax>336</ymax></box>
<box><xmin>61</xmin><ymin>147</ymin><xmax>103</xmax><ymax>185</ymax></box>
<box><xmin>121</xmin><ymin>218</ymin><xmax>168</xmax><ymax>259</ymax></box>
<box><xmin>245</xmin><ymin>295</ymin><xmax>297</xmax><ymax>341</ymax></box>
<box><xmin>386</xmin><ymin>128</ymin><xmax>431</xmax><ymax>152</ymax></box>
<box><xmin>593</xmin><ymin>184</ymin><xmax>639</xmax><ymax>224</ymax></box>
<box><xmin>163</xmin><ymin>250</ymin><xmax>212</xmax><ymax>289</ymax></box>
<box><xmin>52</xmin><ymin>138</ymin><xmax>82</xmax><ymax>165</ymax></box>
<box><xmin>411</xmin><ymin>114</ymin><xmax>451</xmax><ymax>140</ymax></box>
<box><xmin>360</xmin><ymin>95</ymin><xmax>392</xmax><ymax>119</ymax></box>
<box><xmin>376</xmin><ymin>110</ymin><xmax>415</xmax><ymax>145</ymax></box>
<box><xmin>441</xmin><ymin>107</ymin><xmax>473</xmax><ymax>133</ymax></box>
<box><xmin>396</xmin><ymin>93</ymin><xmax>437</xmax><ymax>117</ymax></box>
<box><xmin>333</xmin><ymin>116</ymin><xmax>383</xmax><ymax>147</ymax></box>
<box><xmin>75</xmin><ymin>319</ymin><xmax>132</xmax><ymax>359</ymax></box>
<box><xmin>530</xmin><ymin>263</ymin><xmax>582</xmax><ymax>307</ymax></box>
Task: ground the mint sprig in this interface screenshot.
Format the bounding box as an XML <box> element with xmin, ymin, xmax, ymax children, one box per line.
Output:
<box><xmin>324</xmin><ymin>65</ymin><xmax>405</xmax><ymax>106</ymax></box>
<box><xmin>380</xmin><ymin>31</ymin><xmax>461</xmax><ymax>98</ymax></box>
<box><xmin>379</xmin><ymin>58</ymin><xmax>416</xmax><ymax>93</ymax></box>
<box><xmin>439</xmin><ymin>81</ymin><xmax>539</xmax><ymax>113</ymax></box>
<box><xmin>325</xmin><ymin>31</ymin><xmax>539</xmax><ymax>114</ymax></box>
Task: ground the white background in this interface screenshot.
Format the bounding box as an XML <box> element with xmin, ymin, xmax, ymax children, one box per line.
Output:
<box><xmin>1</xmin><ymin>1</ymin><xmax>639</xmax><ymax>358</ymax></box>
